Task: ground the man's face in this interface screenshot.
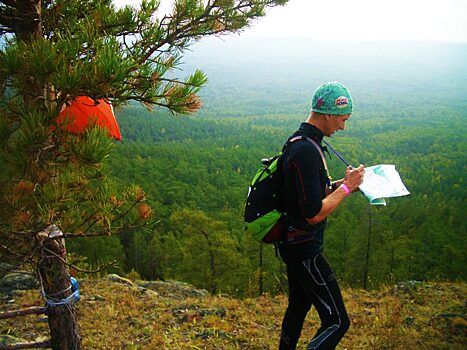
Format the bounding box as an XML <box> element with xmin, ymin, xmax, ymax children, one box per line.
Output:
<box><xmin>325</xmin><ymin>114</ymin><xmax>351</xmax><ymax>137</ymax></box>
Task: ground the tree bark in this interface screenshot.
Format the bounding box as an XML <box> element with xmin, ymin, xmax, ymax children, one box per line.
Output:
<box><xmin>199</xmin><ymin>229</ymin><xmax>217</xmax><ymax>294</ymax></box>
<box><xmin>37</xmin><ymin>229</ymin><xmax>81</xmax><ymax>350</ymax></box>
<box><xmin>258</xmin><ymin>243</ymin><xmax>263</xmax><ymax>296</ymax></box>
<box><xmin>363</xmin><ymin>206</ymin><xmax>372</xmax><ymax>290</ymax></box>
<box><xmin>8</xmin><ymin>0</ymin><xmax>42</xmax><ymax>42</ymax></box>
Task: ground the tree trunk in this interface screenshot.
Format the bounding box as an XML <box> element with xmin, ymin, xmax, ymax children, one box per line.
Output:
<box><xmin>37</xmin><ymin>229</ymin><xmax>81</xmax><ymax>350</ymax></box>
<box><xmin>363</xmin><ymin>206</ymin><xmax>372</xmax><ymax>290</ymax></box>
<box><xmin>258</xmin><ymin>243</ymin><xmax>263</xmax><ymax>296</ymax></box>
<box><xmin>11</xmin><ymin>0</ymin><xmax>42</xmax><ymax>42</ymax></box>
<box><xmin>199</xmin><ymin>229</ymin><xmax>217</xmax><ymax>294</ymax></box>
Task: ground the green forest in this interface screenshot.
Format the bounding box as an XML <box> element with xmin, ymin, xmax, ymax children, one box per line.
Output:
<box><xmin>68</xmin><ymin>38</ymin><xmax>467</xmax><ymax>297</ymax></box>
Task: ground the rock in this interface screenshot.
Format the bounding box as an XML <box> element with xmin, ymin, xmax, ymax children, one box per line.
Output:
<box><xmin>86</xmin><ymin>294</ymin><xmax>106</xmax><ymax>302</ymax></box>
<box><xmin>136</xmin><ymin>286</ymin><xmax>159</xmax><ymax>298</ymax></box>
<box><xmin>392</xmin><ymin>280</ymin><xmax>422</xmax><ymax>293</ymax></box>
<box><xmin>404</xmin><ymin>316</ymin><xmax>415</xmax><ymax>325</ymax></box>
<box><xmin>171</xmin><ymin>305</ymin><xmax>226</xmax><ymax>323</ymax></box>
<box><xmin>106</xmin><ymin>274</ymin><xmax>135</xmax><ymax>287</ymax></box>
<box><xmin>137</xmin><ymin>280</ymin><xmax>208</xmax><ymax>300</ymax></box>
<box><xmin>0</xmin><ymin>272</ymin><xmax>38</xmax><ymax>293</ymax></box>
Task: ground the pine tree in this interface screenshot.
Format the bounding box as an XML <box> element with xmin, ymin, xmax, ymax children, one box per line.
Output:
<box><xmin>0</xmin><ymin>0</ymin><xmax>287</xmax><ymax>348</ymax></box>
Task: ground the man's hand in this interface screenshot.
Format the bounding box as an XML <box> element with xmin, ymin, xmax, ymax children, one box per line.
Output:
<box><xmin>344</xmin><ymin>164</ymin><xmax>365</xmax><ymax>192</ymax></box>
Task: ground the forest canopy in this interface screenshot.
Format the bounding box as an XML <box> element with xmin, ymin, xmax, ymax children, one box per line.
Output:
<box><xmin>70</xmin><ymin>39</ymin><xmax>467</xmax><ymax>296</ymax></box>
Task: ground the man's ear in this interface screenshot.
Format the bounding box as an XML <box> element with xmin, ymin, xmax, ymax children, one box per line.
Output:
<box><xmin>324</xmin><ymin>114</ymin><xmax>332</xmax><ymax>120</ymax></box>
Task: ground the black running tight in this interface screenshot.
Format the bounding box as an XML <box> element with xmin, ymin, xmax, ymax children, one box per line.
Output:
<box><xmin>279</xmin><ymin>253</ymin><xmax>350</xmax><ymax>350</ymax></box>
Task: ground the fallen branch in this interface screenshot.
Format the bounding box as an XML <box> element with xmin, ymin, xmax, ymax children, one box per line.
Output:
<box><xmin>0</xmin><ymin>340</ymin><xmax>52</xmax><ymax>349</ymax></box>
<box><xmin>0</xmin><ymin>306</ymin><xmax>47</xmax><ymax>319</ymax></box>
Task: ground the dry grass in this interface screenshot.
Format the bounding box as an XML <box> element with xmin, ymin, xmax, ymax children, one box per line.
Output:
<box><xmin>1</xmin><ymin>280</ymin><xmax>465</xmax><ymax>349</ymax></box>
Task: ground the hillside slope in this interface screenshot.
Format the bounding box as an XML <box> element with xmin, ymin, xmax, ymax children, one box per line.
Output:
<box><xmin>1</xmin><ymin>278</ymin><xmax>465</xmax><ymax>349</ymax></box>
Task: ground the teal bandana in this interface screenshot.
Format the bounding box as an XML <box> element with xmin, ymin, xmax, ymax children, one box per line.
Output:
<box><xmin>311</xmin><ymin>81</ymin><xmax>353</xmax><ymax>115</ymax></box>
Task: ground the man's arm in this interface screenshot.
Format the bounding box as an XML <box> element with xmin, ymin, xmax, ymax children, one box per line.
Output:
<box><xmin>326</xmin><ymin>178</ymin><xmax>344</xmax><ymax>196</ymax></box>
<box><xmin>307</xmin><ymin>165</ymin><xmax>364</xmax><ymax>225</ymax></box>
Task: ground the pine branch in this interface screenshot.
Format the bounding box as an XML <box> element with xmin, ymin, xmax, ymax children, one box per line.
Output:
<box><xmin>0</xmin><ymin>243</ymin><xmax>25</xmax><ymax>258</ymax></box>
<box><xmin>0</xmin><ymin>0</ymin><xmax>21</xmax><ymax>9</ymax></box>
<box><xmin>42</xmin><ymin>245</ymin><xmax>117</xmax><ymax>274</ymax></box>
<box><xmin>0</xmin><ymin>13</ymin><xmax>19</xmax><ymax>29</ymax></box>
<box><xmin>71</xmin><ymin>210</ymin><xmax>99</xmax><ymax>233</ymax></box>
<box><xmin>110</xmin><ymin>197</ymin><xmax>144</xmax><ymax>224</ymax></box>
<box><xmin>138</xmin><ymin>0</ymin><xmax>261</xmax><ymax>64</ymax></box>
<box><xmin>65</xmin><ymin>221</ymin><xmax>149</xmax><ymax>239</ymax></box>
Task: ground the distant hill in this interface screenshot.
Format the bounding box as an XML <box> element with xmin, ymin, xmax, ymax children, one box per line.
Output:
<box><xmin>176</xmin><ymin>37</ymin><xmax>467</xmax><ymax>118</ymax></box>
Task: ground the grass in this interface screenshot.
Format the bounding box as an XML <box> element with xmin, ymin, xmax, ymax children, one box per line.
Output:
<box><xmin>1</xmin><ymin>280</ymin><xmax>465</xmax><ymax>349</ymax></box>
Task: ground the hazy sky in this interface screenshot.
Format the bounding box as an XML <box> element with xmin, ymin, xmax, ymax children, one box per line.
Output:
<box><xmin>114</xmin><ymin>0</ymin><xmax>467</xmax><ymax>42</ymax></box>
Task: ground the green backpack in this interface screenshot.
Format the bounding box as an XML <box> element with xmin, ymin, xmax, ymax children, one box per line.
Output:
<box><xmin>244</xmin><ymin>153</ymin><xmax>286</xmax><ymax>243</ymax></box>
<box><xmin>244</xmin><ymin>135</ymin><xmax>330</xmax><ymax>243</ymax></box>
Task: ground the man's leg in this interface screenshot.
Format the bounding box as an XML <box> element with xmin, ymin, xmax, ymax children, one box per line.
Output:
<box><xmin>279</xmin><ymin>263</ymin><xmax>312</xmax><ymax>350</ymax></box>
<box><xmin>302</xmin><ymin>254</ymin><xmax>350</xmax><ymax>350</ymax></box>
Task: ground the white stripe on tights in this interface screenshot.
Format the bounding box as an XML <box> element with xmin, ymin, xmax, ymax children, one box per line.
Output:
<box><xmin>305</xmin><ymin>255</ymin><xmax>342</xmax><ymax>350</ymax></box>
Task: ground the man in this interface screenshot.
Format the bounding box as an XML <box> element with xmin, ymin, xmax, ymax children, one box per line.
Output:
<box><xmin>278</xmin><ymin>81</ymin><xmax>364</xmax><ymax>350</ymax></box>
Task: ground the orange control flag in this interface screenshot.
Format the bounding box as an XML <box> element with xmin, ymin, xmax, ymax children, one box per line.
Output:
<box><xmin>57</xmin><ymin>96</ymin><xmax>122</xmax><ymax>141</ymax></box>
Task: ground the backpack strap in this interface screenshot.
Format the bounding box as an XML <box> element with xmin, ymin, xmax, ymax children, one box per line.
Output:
<box><xmin>286</xmin><ymin>135</ymin><xmax>332</xmax><ymax>189</ymax></box>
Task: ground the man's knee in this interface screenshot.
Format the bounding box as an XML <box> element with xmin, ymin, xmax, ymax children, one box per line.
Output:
<box><xmin>322</xmin><ymin>313</ymin><xmax>350</xmax><ymax>335</ymax></box>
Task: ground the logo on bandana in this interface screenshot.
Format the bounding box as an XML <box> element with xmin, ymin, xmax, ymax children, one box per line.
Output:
<box><xmin>335</xmin><ymin>96</ymin><xmax>348</xmax><ymax>108</ymax></box>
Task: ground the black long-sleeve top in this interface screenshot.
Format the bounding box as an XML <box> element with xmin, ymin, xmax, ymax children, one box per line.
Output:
<box><xmin>281</xmin><ymin>122</ymin><xmax>328</xmax><ymax>231</ymax></box>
